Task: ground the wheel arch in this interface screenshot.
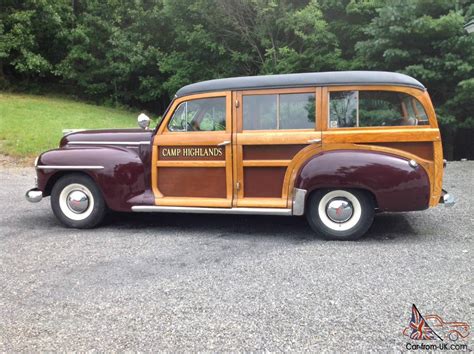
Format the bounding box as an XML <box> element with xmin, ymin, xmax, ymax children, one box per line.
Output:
<box><xmin>44</xmin><ymin>170</ymin><xmax>97</xmax><ymax>196</ymax></box>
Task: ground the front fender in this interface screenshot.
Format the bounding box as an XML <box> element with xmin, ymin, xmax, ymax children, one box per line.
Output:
<box><xmin>37</xmin><ymin>146</ymin><xmax>151</xmax><ymax>211</ymax></box>
<box><xmin>294</xmin><ymin>150</ymin><xmax>430</xmax><ymax>212</ymax></box>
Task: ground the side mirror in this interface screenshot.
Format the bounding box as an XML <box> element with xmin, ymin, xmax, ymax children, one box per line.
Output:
<box><xmin>137</xmin><ymin>113</ymin><xmax>151</xmax><ymax>130</ymax></box>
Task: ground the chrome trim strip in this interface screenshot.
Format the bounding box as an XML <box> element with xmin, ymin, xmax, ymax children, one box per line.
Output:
<box><xmin>36</xmin><ymin>165</ymin><xmax>104</xmax><ymax>170</ymax></box>
<box><xmin>63</xmin><ymin>128</ymin><xmax>144</xmax><ymax>133</ymax></box>
<box><xmin>307</xmin><ymin>138</ymin><xmax>322</xmax><ymax>144</ymax></box>
<box><xmin>292</xmin><ymin>188</ymin><xmax>307</xmax><ymax>216</ymax></box>
<box><xmin>62</xmin><ymin>129</ymin><xmax>85</xmax><ymax>136</ymax></box>
<box><xmin>68</xmin><ymin>141</ymin><xmax>150</xmax><ymax>146</ymax></box>
<box><xmin>132</xmin><ymin>205</ymin><xmax>292</xmax><ymax>216</ymax></box>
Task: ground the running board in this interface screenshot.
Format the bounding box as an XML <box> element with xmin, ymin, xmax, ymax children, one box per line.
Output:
<box><xmin>131</xmin><ymin>205</ymin><xmax>292</xmax><ymax>216</ymax></box>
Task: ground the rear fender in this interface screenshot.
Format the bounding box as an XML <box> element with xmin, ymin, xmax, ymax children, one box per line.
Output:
<box><xmin>294</xmin><ymin>149</ymin><xmax>430</xmax><ymax>212</ymax></box>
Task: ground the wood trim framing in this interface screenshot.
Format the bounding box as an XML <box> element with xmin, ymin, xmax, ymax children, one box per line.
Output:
<box><xmin>323</xmin><ymin>128</ymin><xmax>440</xmax><ymax>144</ymax></box>
<box><xmin>235</xmin><ymin>198</ymin><xmax>288</xmax><ymax>208</ymax></box>
<box><xmin>154</xmin><ymin>197</ymin><xmax>231</xmax><ymax>208</ymax></box>
<box><xmin>156</xmin><ymin>161</ymin><xmax>226</xmax><ymax>168</ymax></box>
<box><xmin>242</xmin><ymin>160</ymin><xmax>291</xmax><ymax>167</ymax></box>
<box><xmin>431</xmin><ymin>140</ymin><xmax>443</xmax><ymax>207</ymax></box>
<box><xmin>154</xmin><ymin>132</ymin><xmax>231</xmax><ymax>146</ymax></box>
<box><xmin>149</xmin><ymin>84</ymin><xmax>442</xmax><ymax>210</ymax></box>
<box><xmin>237</xmin><ymin>131</ymin><xmax>321</xmax><ymax>145</ymax></box>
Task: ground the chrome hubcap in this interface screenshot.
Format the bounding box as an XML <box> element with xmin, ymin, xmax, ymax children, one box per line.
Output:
<box><xmin>66</xmin><ymin>190</ymin><xmax>89</xmax><ymax>213</ymax></box>
<box><xmin>326</xmin><ymin>198</ymin><xmax>353</xmax><ymax>223</ymax></box>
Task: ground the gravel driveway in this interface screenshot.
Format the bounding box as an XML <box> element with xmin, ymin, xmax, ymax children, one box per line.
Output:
<box><xmin>0</xmin><ymin>162</ymin><xmax>472</xmax><ymax>351</ymax></box>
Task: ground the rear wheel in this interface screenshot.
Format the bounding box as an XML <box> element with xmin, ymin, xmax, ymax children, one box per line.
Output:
<box><xmin>51</xmin><ymin>173</ymin><xmax>106</xmax><ymax>228</ymax></box>
<box><xmin>306</xmin><ymin>189</ymin><xmax>375</xmax><ymax>241</ymax></box>
<box><xmin>448</xmin><ymin>331</ymin><xmax>459</xmax><ymax>341</ymax></box>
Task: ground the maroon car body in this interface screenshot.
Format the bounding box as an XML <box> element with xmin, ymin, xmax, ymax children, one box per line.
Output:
<box><xmin>295</xmin><ymin>150</ymin><xmax>431</xmax><ymax>212</ymax></box>
<box><xmin>37</xmin><ymin>129</ymin><xmax>154</xmax><ymax>211</ymax></box>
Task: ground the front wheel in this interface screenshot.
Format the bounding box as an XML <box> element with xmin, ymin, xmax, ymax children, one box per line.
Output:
<box><xmin>306</xmin><ymin>189</ymin><xmax>375</xmax><ymax>241</ymax></box>
<box><xmin>51</xmin><ymin>173</ymin><xmax>107</xmax><ymax>228</ymax></box>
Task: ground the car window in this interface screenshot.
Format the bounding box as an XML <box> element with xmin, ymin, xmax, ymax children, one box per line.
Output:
<box><xmin>414</xmin><ymin>100</ymin><xmax>429</xmax><ymax>124</ymax></box>
<box><xmin>328</xmin><ymin>91</ymin><xmax>358</xmax><ymax>128</ymax></box>
<box><xmin>243</xmin><ymin>93</ymin><xmax>315</xmax><ymax>130</ymax></box>
<box><xmin>427</xmin><ymin>317</ymin><xmax>442</xmax><ymax>326</ymax></box>
<box><xmin>168</xmin><ymin>97</ymin><xmax>226</xmax><ymax>132</ymax></box>
<box><xmin>329</xmin><ymin>90</ymin><xmax>429</xmax><ymax>128</ymax></box>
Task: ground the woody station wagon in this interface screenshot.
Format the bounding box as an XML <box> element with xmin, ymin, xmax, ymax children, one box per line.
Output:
<box><xmin>26</xmin><ymin>71</ymin><xmax>455</xmax><ymax>240</ymax></box>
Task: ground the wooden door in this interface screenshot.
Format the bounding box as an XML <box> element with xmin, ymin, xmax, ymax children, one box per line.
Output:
<box><xmin>233</xmin><ymin>88</ymin><xmax>322</xmax><ymax>208</ymax></box>
<box><xmin>152</xmin><ymin>92</ymin><xmax>233</xmax><ymax>207</ymax></box>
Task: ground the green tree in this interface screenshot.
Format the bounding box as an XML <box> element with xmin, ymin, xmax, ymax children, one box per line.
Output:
<box><xmin>56</xmin><ymin>0</ymin><xmax>169</xmax><ymax>111</ymax></box>
<box><xmin>157</xmin><ymin>0</ymin><xmax>241</xmax><ymax>96</ymax></box>
<box><xmin>215</xmin><ymin>0</ymin><xmax>341</xmax><ymax>74</ymax></box>
<box><xmin>320</xmin><ymin>0</ymin><xmax>380</xmax><ymax>68</ymax></box>
<box><xmin>356</xmin><ymin>0</ymin><xmax>474</xmax><ymax>126</ymax></box>
<box><xmin>0</xmin><ymin>0</ymin><xmax>72</xmax><ymax>85</ymax></box>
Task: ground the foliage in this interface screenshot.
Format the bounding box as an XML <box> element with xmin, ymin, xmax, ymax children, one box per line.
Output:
<box><xmin>0</xmin><ymin>0</ymin><xmax>473</xmax><ymax>135</ymax></box>
<box><xmin>0</xmin><ymin>0</ymin><xmax>72</xmax><ymax>81</ymax></box>
<box><xmin>0</xmin><ymin>93</ymin><xmax>138</xmax><ymax>156</ymax></box>
<box><xmin>356</xmin><ymin>0</ymin><xmax>473</xmax><ymax>128</ymax></box>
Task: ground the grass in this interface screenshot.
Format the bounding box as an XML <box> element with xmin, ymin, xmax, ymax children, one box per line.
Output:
<box><xmin>0</xmin><ymin>93</ymin><xmax>140</xmax><ymax>157</ymax></box>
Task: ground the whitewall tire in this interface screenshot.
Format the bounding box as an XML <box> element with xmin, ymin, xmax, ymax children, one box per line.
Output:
<box><xmin>51</xmin><ymin>174</ymin><xmax>106</xmax><ymax>228</ymax></box>
<box><xmin>306</xmin><ymin>189</ymin><xmax>375</xmax><ymax>241</ymax></box>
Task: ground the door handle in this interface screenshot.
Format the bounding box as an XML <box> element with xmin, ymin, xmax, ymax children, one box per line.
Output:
<box><xmin>307</xmin><ymin>138</ymin><xmax>322</xmax><ymax>144</ymax></box>
<box><xmin>218</xmin><ymin>140</ymin><xmax>231</xmax><ymax>146</ymax></box>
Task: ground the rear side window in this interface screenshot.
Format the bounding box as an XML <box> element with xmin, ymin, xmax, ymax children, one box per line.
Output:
<box><xmin>329</xmin><ymin>90</ymin><xmax>429</xmax><ymax>128</ymax></box>
<box><xmin>243</xmin><ymin>93</ymin><xmax>315</xmax><ymax>130</ymax></box>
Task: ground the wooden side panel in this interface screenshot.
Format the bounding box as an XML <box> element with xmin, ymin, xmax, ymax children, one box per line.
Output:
<box><xmin>243</xmin><ymin>145</ymin><xmax>307</xmax><ymax>160</ymax></box>
<box><xmin>243</xmin><ymin>167</ymin><xmax>287</xmax><ymax>198</ymax></box>
<box><xmin>158</xmin><ymin>167</ymin><xmax>227</xmax><ymax>198</ymax></box>
<box><xmin>240</xmin><ymin>143</ymin><xmax>309</xmax><ymax>200</ymax></box>
<box><xmin>360</xmin><ymin>142</ymin><xmax>434</xmax><ymax>161</ymax></box>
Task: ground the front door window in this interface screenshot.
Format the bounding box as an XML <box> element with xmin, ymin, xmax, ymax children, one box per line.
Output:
<box><xmin>168</xmin><ymin>97</ymin><xmax>226</xmax><ymax>132</ymax></box>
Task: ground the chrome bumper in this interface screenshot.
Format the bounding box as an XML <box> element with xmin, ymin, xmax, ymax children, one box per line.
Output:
<box><xmin>25</xmin><ymin>188</ymin><xmax>43</xmax><ymax>203</ymax></box>
<box><xmin>440</xmin><ymin>189</ymin><xmax>455</xmax><ymax>207</ymax></box>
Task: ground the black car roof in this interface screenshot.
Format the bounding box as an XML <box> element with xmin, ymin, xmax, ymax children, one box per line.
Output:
<box><xmin>175</xmin><ymin>71</ymin><xmax>425</xmax><ymax>97</ymax></box>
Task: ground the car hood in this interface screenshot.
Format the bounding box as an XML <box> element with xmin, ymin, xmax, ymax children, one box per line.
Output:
<box><xmin>60</xmin><ymin>129</ymin><xmax>153</xmax><ymax>147</ymax></box>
